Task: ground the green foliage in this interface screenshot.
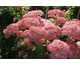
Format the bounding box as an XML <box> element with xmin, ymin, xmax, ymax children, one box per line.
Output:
<box><xmin>21</xmin><ymin>44</ymin><xmax>28</xmax><ymax>51</ymax></box>
<box><xmin>72</xmin><ymin>41</ymin><xmax>78</xmax><ymax>47</ymax></box>
<box><xmin>23</xmin><ymin>54</ymin><xmax>27</xmax><ymax>59</ymax></box>
<box><xmin>36</xmin><ymin>45</ymin><xmax>43</xmax><ymax>55</ymax></box>
<box><xmin>0</xmin><ymin>6</ymin><xmax>22</xmax><ymax>59</ymax></box>
<box><xmin>27</xmin><ymin>50</ymin><xmax>36</xmax><ymax>59</ymax></box>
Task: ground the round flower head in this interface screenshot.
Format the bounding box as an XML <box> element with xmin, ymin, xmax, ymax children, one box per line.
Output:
<box><xmin>23</xmin><ymin>10</ymin><xmax>44</xmax><ymax>19</ymax></box>
<box><xmin>43</xmin><ymin>23</ymin><xmax>62</xmax><ymax>40</ymax></box>
<box><xmin>47</xmin><ymin>39</ymin><xmax>73</xmax><ymax>59</ymax></box>
<box><xmin>3</xmin><ymin>23</ymin><xmax>19</xmax><ymax>38</ymax></box>
<box><xmin>29</xmin><ymin>26</ymin><xmax>49</xmax><ymax>39</ymax></box>
<box><xmin>53</xmin><ymin>17</ymin><xmax>66</xmax><ymax>25</ymax></box>
<box><xmin>22</xmin><ymin>30</ymin><xmax>35</xmax><ymax>41</ymax></box>
<box><xmin>62</xmin><ymin>21</ymin><xmax>80</xmax><ymax>40</ymax></box>
<box><xmin>47</xmin><ymin>9</ymin><xmax>66</xmax><ymax>17</ymax></box>
<box><xmin>7</xmin><ymin>23</ymin><xmax>19</xmax><ymax>35</ymax></box>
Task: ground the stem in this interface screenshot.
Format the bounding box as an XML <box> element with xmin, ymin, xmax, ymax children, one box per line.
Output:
<box><xmin>45</xmin><ymin>6</ymin><xmax>49</xmax><ymax>20</ymax></box>
<box><xmin>77</xmin><ymin>9</ymin><xmax>80</xmax><ymax>19</ymax></box>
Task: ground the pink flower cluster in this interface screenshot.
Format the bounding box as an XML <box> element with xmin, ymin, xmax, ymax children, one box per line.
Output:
<box><xmin>72</xmin><ymin>19</ymin><xmax>80</xmax><ymax>22</ymax></box>
<box><xmin>43</xmin><ymin>23</ymin><xmax>62</xmax><ymax>40</ymax></box>
<box><xmin>23</xmin><ymin>10</ymin><xmax>44</xmax><ymax>19</ymax></box>
<box><xmin>3</xmin><ymin>10</ymin><xmax>62</xmax><ymax>48</ymax></box>
<box><xmin>47</xmin><ymin>39</ymin><xmax>73</xmax><ymax>59</ymax></box>
<box><xmin>47</xmin><ymin>9</ymin><xmax>66</xmax><ymax>26</ymax></box>
<box><xmin>3</xmin><ymin>23</ymin><xmax>19</xmax><ymax>38</ymax></box>
<box><xmin>47</xmin><ymin>9</ymin><xmax>66</xmax><ymax>17</ymax></box>
<box><xmin>62</xmin><ymin>21</ymin><xmax>80</xmax><ymax>40</ymax></box>
<box><xmin>4</xmin><ymin>9</ymin><xmax>80</xmax><ymax>59</ymax></box>
<box><xmin>53</xmin><ymin>17</ymin><xmax>66</xmax><ymax>25</ymax></box>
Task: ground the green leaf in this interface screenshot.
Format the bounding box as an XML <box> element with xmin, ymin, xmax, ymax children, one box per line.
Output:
<box><xmin>21</xmin><ymin>43</ymin><xmax>25</xmax><ymax>45</ymax></box>
<box><xmin>27</xmin><ymin>50</ymin><xmax>36</xmax><ymax>59</ymax></box>
<box><xmin>31</xmin><ymin>41</ymin><xmax>36</xmax><ymax>46</ymax></box>
<box><xmin>21</xmin><ymin>44</ymin><xmax>28</xmax><ymax>51</ymax></box>
<box><xmin>58</xmin><ymin>22</ymin><xmax>62</xmax><ymax>26</ymax></box>
<box><xmin>66</xmin><ymin>38</ymin><xmax>72</xmax><ymax>40</ymax></box>
<box><xmin>52</xmin><ymin>22</ymin><xmax>56</xmax><ymax>24</ymax></box>
<box><xmin>36</xmin><ymin>45</ymin><xmax>43</xmax><ymax>55</ymax></box>
<box><xmin>72</xmin><ymin>41</ymin><xmax>78</xmax><ymax>47</ymax></box>
<box><xmin>23</xmin><ymin>54</ymin><xmax>27</xmax><ymax>59</ymax></box>
<box><xmin>13</xmin><ymin>11</ymin><xmax>16</xmax><ymax>15</ymax></box>
<box><xmin>37</xmin><ymin>54</ymin><xmax>45</xmax><ymax>59</ymax></box>
<box><xmin>21</xmin><ymin>52</ymin><xmax>26</xmax><ymax>56</ymax></box>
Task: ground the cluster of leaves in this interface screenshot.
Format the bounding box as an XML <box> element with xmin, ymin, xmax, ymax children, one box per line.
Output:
<box><xmin>0</xmin><ymin>6</ymin><xmax>22</xmax><ymax>59</ymax></box>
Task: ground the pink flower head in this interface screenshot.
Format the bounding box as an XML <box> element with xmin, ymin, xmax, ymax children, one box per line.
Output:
<box><xmin>47</xmin><ymin>39</ymin><xmax>73</xmax><ymax>59</ymax></box>
<box><xmin>18</xmin><ymin>18</ymin><xmax>41</xmax><ymax>29</ymax></box>
<box><xmin>53</xmin><ymin>17</ymin><xmax>66</xmax><ymax>25</ymax></box>
<box><xmin>72</xmin><ymin>19</ymin><xmax>80</xmax><ymax>22</ymax></box>
<box><xmin>23</xmin><ymin>10</ymin><xmax>44</xmax><ymax>19</ymax></box>
<box><xmin>44</xmin><ymin>23</ymin><xmax>62</xmax><ymax>40</ymax></box>
<box><xmin>62</xmin><ymin>21</ymin><xmax>80</xmax><ymax>40</ymax></box>
<box><xmin>7</xmin><ymin>23</ymin><xmax>19</xmax><ymax>35</ymax></box>
<box><xmin>22</xmin><ymin>30</ymin><xmax>35</xmax><ymax>41</ymax></box>
<box><xmin>47</xmin><ymin>9</ymin><xmax>66</xmax><ymax>17</ymax></box>
<box><xmin>17</xmin><ymin>30</ymin><xmax>23</xmax><ymax>37</ymax></box>
<box><xmin>29</xmin><ymin>26</ymin><xmax>49</xmax><ymax>39</ymax></box>
<box><xmin>3</xmin><ymin>23</ymin><xmax>19</xmax><ymax>38</ymax></box>
<box><xmin>3</xmin><ymin>29</ymin><xmax>11</xmax><ymax>38</ymax></box>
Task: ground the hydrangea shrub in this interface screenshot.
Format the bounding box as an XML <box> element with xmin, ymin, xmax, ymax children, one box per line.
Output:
<box><xmin>3</xmin><ymin>9</ymin><xmax>80</xmax><ymax>59</ymax></box>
